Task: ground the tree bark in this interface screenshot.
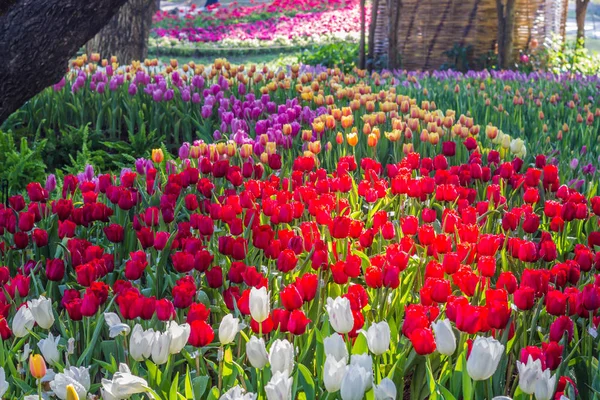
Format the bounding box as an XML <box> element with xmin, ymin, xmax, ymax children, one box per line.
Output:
<box><xmin>576</xmin><ymin>0</ymin><xmax>590</xmax><ymax>45</ymax></box>
<box><xmin>388</xmin><ymin>0</ymin><xmax>401</xmax><ymax>70</ymax></box>
<box><xmin>367</xmin><ymin>0</ymin><xmax>380</xmax><ymax>71</ymax></box>
<box><xmin>87</xmin><ymin>0</ymin><xmax>157</xmax><ymax>64</ymax></box>
<box><xmin>496</xmin><ymin>0</ymin><xmax>516</xmax><ymax>69</ymax></box>
<box><xmin>359</xmin><ymin>0</ymin><xmax>366</xmax><ymax>69</ymax></box>
<box><xmin>0</xmin><ymin>0</ymin><xmax>130</xmax><ymax>124</ymax></box>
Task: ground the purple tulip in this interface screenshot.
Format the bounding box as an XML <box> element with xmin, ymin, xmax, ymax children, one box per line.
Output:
<box><xmin>45</xmin><ymin>174</ymin><xmax>57</xmax><ymax>193</ymax></box>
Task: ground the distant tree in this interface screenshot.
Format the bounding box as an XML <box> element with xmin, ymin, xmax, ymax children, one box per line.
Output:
<box><xmin>86</xmin><ymin>0</ymin><xmax>157</xmax><ymax>64</ymax></box>
<box><xmin>575</xmin><ymin>0</ymin><xmax>590</xmax><ymax>45</ymax></box>
<box><xmin>359</xmin><ymin>0</ymin><xmax>367</xmax><ymax>69</ymax></box>
<box><xmin>387</xmin><ymin>0</ymin><xmax>401</xmax><ymax>70</ymax></box>
<box><xmin>496</xmin><ymin>0</ymin><xmax>516</xmax><ymax>69</ymax></box>
<box><xmin>0</xmin><ymin>0</ymin><xmax>130</xmax><ymax>124</ymax></box>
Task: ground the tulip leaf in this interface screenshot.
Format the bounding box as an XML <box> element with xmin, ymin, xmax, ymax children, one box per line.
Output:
<box><xmin>297</xmin><ymin>363</ymin><xmax>316</xmax><ymax>399</ymax></box>
<box><xmin>192</xmin><ymin>375</ymin><xmax>210</xmax><ymax>399</ymax></box>
<box><xmin>184</xmin><ymin>366</ymin><xmax>194</xmax><ymax>399</ymax></box>
<box><xmin>206</xmin><ymin>386</ymin><xmax>220</xmax><ymax>400</ymax></box>
<box><xmin>169</xmin><ymin>372</ymin><xmax>180</xmax><ymax>400</ymax></box>
<box><xmin>352</xmin><ymin>332</ymin><xmax>368</xmax><ymax>355</ymax></box>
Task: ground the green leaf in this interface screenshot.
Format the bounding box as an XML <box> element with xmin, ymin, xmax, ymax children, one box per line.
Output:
<box><xmin>193</xmin><ymin>375</ymin><xmax>210</xmax><ymax>399</ymax></box>
<box><xmin>297</xmin><ymin>363</ymin><xmax>316</xmax><ymax>399</ymax></box>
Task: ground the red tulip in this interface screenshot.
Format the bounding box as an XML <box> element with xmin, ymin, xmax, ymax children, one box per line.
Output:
<box><xmin>288</xmin><ymin>310</ymin><xmax>311</xmax><ymax>335</ymax></box>
<box><xmin>281</xmin><ymin>285</ymin><xmax>303</xmax><ymax>311</ymax></box>
<box><xmin>32</xmin><ymin>229</ymin><xmax>48</xmax><ymax>247</ymax></box>
<box><xmin>104</xmin><ymin>224</ymin><xmax>124</xmax><ymax>243</ymax></box>
<box><xmin>46</xmin><ymin>259</ymin><xmax>65</xmax><ymax>281</ymax></box>
<box><xmin>156</xmin><ymin>298</ymin><xmax>176</xmax><ymax>321</ymax></box>
<box><xmin>409</xmin><ymin>327</ymin><xmax>436</xmax><ymax>355</ymax></box>
<box><xmin>188</xmin><ymin>320</ymin><xmax>214</xmax><ymax>347</ymax></box>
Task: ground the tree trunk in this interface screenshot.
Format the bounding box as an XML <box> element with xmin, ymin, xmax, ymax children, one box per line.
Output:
<box><xmin>0</xmin><ymin>0</ymin><xmax>130</xmax><ymax>124</ymax></box>
<box><xmin>367</xmin><ymin>0</ymin><xmax>380</xmax><ymax>71</ymax></box>
<box><xmin>359</xmin><ymin>0</ymin><xmax>366</xmax><ymax>69</ymax></box>
<box><xmin>87</xmin><ymin>0</ymin><xmax>157</xmax><ymax>64</ymax></box>
<box><xmin>576</xmin><ymin>0</ymin><xmax>590</xmax><ymax>45</ymax></box>
<box><xmin>496</xmin><ymin>0</ymin><xmax>516</xmax><ymax>69</ymax></box>
<box><xmin>388</xmin><ymin>0</ymin><xmax>402</xmax><ymax>70</ymax></box>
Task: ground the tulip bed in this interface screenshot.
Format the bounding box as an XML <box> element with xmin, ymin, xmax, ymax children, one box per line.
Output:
<box><xmin>1</xmin><ymin>59</ymin><xmax>600</xmax><ymax>400</ymax></box>
<box><xmin>149</xmin><ymin>0</ymin><xmax>365</xmax><ymax>49</ymax></box>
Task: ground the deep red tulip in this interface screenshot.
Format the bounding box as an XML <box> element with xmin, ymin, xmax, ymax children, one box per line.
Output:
<box><xmin>188</xmin><ymin>320</ymin><xmax>214</xmax><ymax>347</ymax></box>
<box><xmin>287</xmin><ymin>310</ymin><xmax>311</xmax><ymax>335</ymax></box>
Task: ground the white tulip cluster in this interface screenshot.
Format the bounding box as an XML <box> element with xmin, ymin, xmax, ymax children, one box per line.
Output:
<box><xmin>129</xmin><ymin>320</ymin><xmax>191</xmax><ymax>365</ymax></box>
<box><xmin>516</xmin><ymin>356</ymin><xmax>557</xmax><ymax>400</ymax></box>
<box><xmin>101</xmin><ymin>363</ymin><xmax>149</xmax><ymax>400</ymax></box>
<box><xmin>321</xmin><ymin>300</ymin><xmax>397</xmax><ymax>400</ymax></box>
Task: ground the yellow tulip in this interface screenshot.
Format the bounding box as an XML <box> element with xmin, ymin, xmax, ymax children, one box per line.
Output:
<box><xmin>29</xmin><ymin>354</ymin><xmax>47</xmax><ymax>379</ymax></box>
<box><xmin>151</xmin><ymin>148</ymin><xmax>164</xmax><ymax>163</ymax></box>
<box><xmin>66</xmin><ymin>384</ymin><xmax>80</xmax><ymax>400</ymax></box>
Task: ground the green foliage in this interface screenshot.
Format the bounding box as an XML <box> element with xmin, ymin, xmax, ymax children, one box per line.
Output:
<box><xmin>0</xmin><ymin>130</ymin><xmax>47</xmax><ymax>192</ymax></box>
<box><xmin>536</xmin><ymin>36</ymin><xmax>600</xmax><ymax>75</ymax></box>
<box><xmin>298</xmin><ymin>42</ymin><xmax>359</xmax><ymax>72</ymax></box>
<box><xmin>441</xmin><ymin>44</ymin><xmax>473</xmax><ymax>72</ymax></box>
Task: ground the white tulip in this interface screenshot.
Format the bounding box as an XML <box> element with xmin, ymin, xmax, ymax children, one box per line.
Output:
<box><xmin>219</xmin><ymin>314</ymin><xmax>240</xmax><ymax>345</ymax></box>
<box><xmin>67</xmin><ymin>338</ymin><xmax>75</xmax><ymax>355</ymax></box>
<box><xmin>18</xmin><ymin>342</ymin><xmax>31</xmax><ymax>362</ymax></box>
<box><xmin>517</xmin><ymin>356</ymin><xmax>543</xmax><ymax>394</ymax></box>
<box><xmin>265</xmin><ymin>371</ymin><xmax>293</xmax><ymax>400</ymax></box>
<box><xmin>50</xmin><ymin>366</ymin><xmax>90</xmax><ymax>400</ymax></box>
<box><xmin>324</xmin><ymin>333</ymin><xmax>348</xmax><ymax>363</ymax></box>
<box><xmin>0</xmin><ymin>367</ymin><xmax>8</xmax><ymax>398</ymax></box>
<box><xmin>364</xmin><ymin>321</ymin><xmax>391</xmax><ymax>355</ymax></box>
<box><xmin>27</xmin><ymin>296</ymin><xmax>54</xmax><ymax>330</ymax></box>
<box><xmin>220</xmin><ymin>385</ymin><xmax>257</xmax><ymax>400</ymax></box>
<box><xmin>326</xmin><ymin>297</ymin><xmax>354</xmax><ymax>334</ymax></box>
<box><xmin>104</xmin><ymin>312</ymin><xmax>131</xmax><ymax>338</ymax></box>
<box><xmin>374</xmin><ymin>378</ymin><xmax>397</xmax><ymax>400</ymax></box>
<box><xmin>102</xmin><ymin>363</ymin><xmax>148</xmax><ymax>398</ymax></box>
<box><xmin>129</xmin><ymin>324</ymin><xmax>154</xmax><ymax>361</ymax></box>
<box><xmin>323</xmin><ymin>354</ymin><xmax>347</xmax><ymax>393</ymax></box>
<box><xmin>492</xmin><ymin>397</ymin><xmax>513</xmax><ymax>400</ymax></box>
<box><xmin>269</xmin><ymin>339</ymin><xmax>294</xmax><ymax>376</ymax></box>
<box><xmin>466</xmin><ymin>336</ymin><xmax>505</xmax><ymax>381</ymax></box>
<box><xmin>246</xmin><ymin>336</ymin><xmax>269</xmax><ymax>369</ymax></box>
<box><xmin>12</xmin><ymin>306</ymin><xmax>35</xmax><ymax>337</ymax></box>
<box><xmin>534</xmin><ymin>369</ymin><xmax>556</xmax><ymax>400</ymax></box>
<box><xmin>431</xmin><ymin>319</ymin><xmax>456</xmax><ymax>356</ymax></box>
<box><xmin>166</xmin><ymin>321</ymin><xmax>191</xmax><ymax>354</ymax></box>
<box><xmin>350</xmin><ymin>354</ymin><xmax>373</xmax><ymax>390</ymax></box>
<box><xmin>38</xmin><ymin>333</ymin><xmax>61</xmax><ymax>366</ymax></box>
<box><xmin>151</xmin><ymin>331</ymin><xmax>172</xmax><ymax>365</ymax></box>
<box><xmin>249</xmin><ymin>287</ymin><xmax>270</xmax><ymax>324</ymax></box>
<box><xmin>340</xmin><ymin>364</ymin><xmax>370</xmax><ymax>400</ymax></box>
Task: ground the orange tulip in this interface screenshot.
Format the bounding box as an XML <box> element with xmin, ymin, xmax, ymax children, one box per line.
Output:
<box><xmin>151</xmin><ymin>149</ymin><xmax>164</xmax><ymax>163</ymax></box>
<box><xmin>30</xmin><ymin>354</ymin><xmax>47</xmax><ymax>379</ymax></box>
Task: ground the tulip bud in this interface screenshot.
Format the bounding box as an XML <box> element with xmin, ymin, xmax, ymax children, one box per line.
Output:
<box><xmin>466</xmin><ymin>336</ymin><xmax>504</xmax><ymax>381</ymax></box>
<box><xmin>364</xmin><ymin>321</ymin><xmax>390</xmax><ymax>355</ymax></box>
<box><xmin>516</xmin><ymin>355</ymin><xmax>543</xmax><ymax>394</ymax></box>
<box><xmin>431</xmin><ymin>319</ymin><xmax>456</xmax><ymax>356</ymax></box>
<box><xmin>374</xmin><ymin>378</ymin><xmax>397</xmax><ymax>400</ymax></box>
<box><xmin>323</xmin><ymin>355</ymin><xmax>347</xmax><ymax>393</ymax></box>
<box><xmin>249</xmin><ymin>287</ymin><xmax>270</xmax><ymax>324</ymax></box>
<box><xmin>218</xmin><ymin>314</ymin><xmax>240</xmax><ymax>345</ymax></box>
<box><xmin>27</xmin><ymin>296</ymin><xmax>55</xmax><ymax>329</ymax></box>
<box><xmin>323</xmin><ymin>333</ymin><xmax>348</xmax><ymax>363</ymax></box>
<box><xmin>534</xmin><ymin>369</ymin><xmax>556</xmax><ymax>400</ymax></box>
<box><xmin>151</xmin><ymin>148</ymin><xmax>164</xmax><ymax>163</ymax></box>
<box><xmin>326</xmin><ymin>297</ymin><xmax>354</xmax><ymax>334</ymax></box>
<box><xmin>66</xmin><ymin>384</ymin><xmax>80</xmax><ymax>400</ymax></box>
<box><xmin>29</xmin><ymin>354</ymin><xmax>47</xmax><ymax>379</ymax></box>
<box><xmin>268</xmin><ymin>339</ymin><xmax>294</xmax><ymax>376</ymax></box>
<box><xmin>265</xmin><ymin>371</ymin><xmax>293</xmax><ymax>400</ymax></box>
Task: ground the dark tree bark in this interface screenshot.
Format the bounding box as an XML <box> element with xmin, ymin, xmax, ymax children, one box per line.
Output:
<box><xmin>576</xmin><ymin>0</ymin><xmax>590</xmax><ymax>45</ymax></box>
<box><xmin>495</xmin><ymin>0</ymin><xmax>516</xmax><ymax>69</ymax></box>
<box><xmin>359</xmin><ymin>0</ymin><xmax>366</xmax><ymax>69</ymax></box>
<box><xmin>0</xmin><ymin>0</ymin><xmax>130</xmax><ymax>124</ymax></box>
<box><xmin>87</xmin><ymin>0</ymin><xmax>157</xmax><ymax>64</ymax></box>
<box><xmin>387</xmin><ymin>0</ymin><xmax>401</xmax><ymax>70</ymax></box>
<box><xmin>367</xmin><ymin>0</ymin><xmax>380</xmax><ymax>71</ymax></box>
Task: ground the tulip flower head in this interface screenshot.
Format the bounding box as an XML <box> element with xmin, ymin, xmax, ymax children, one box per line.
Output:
<box><xmin>250</xmin><ymin>287</ymin><xmax>270</xmax><ymax>324</ymax></box>
<box><xmin>326</xmin><ymin>297</ymin><xmax>354</xmax><ymax>334</ymax></box>
<box><xmin>29</xmin><ymin>353</ymin><xmax>47</xmax><ymax>379</ymax></box>
<box><xmin>466</xmin><ymin>336</ymin><xmax>505</xmax><ymax>381</ymax></box>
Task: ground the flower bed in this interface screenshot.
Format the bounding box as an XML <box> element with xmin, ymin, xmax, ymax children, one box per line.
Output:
<box><xmin>0</xmin><ymin>58</ymin><xmax>600</xmax><ymax>399</ymax></box>
<box><xmin>150</xmin><ymin>0</ymin><xmax>367</xmax><ymax>49</ymax></box>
